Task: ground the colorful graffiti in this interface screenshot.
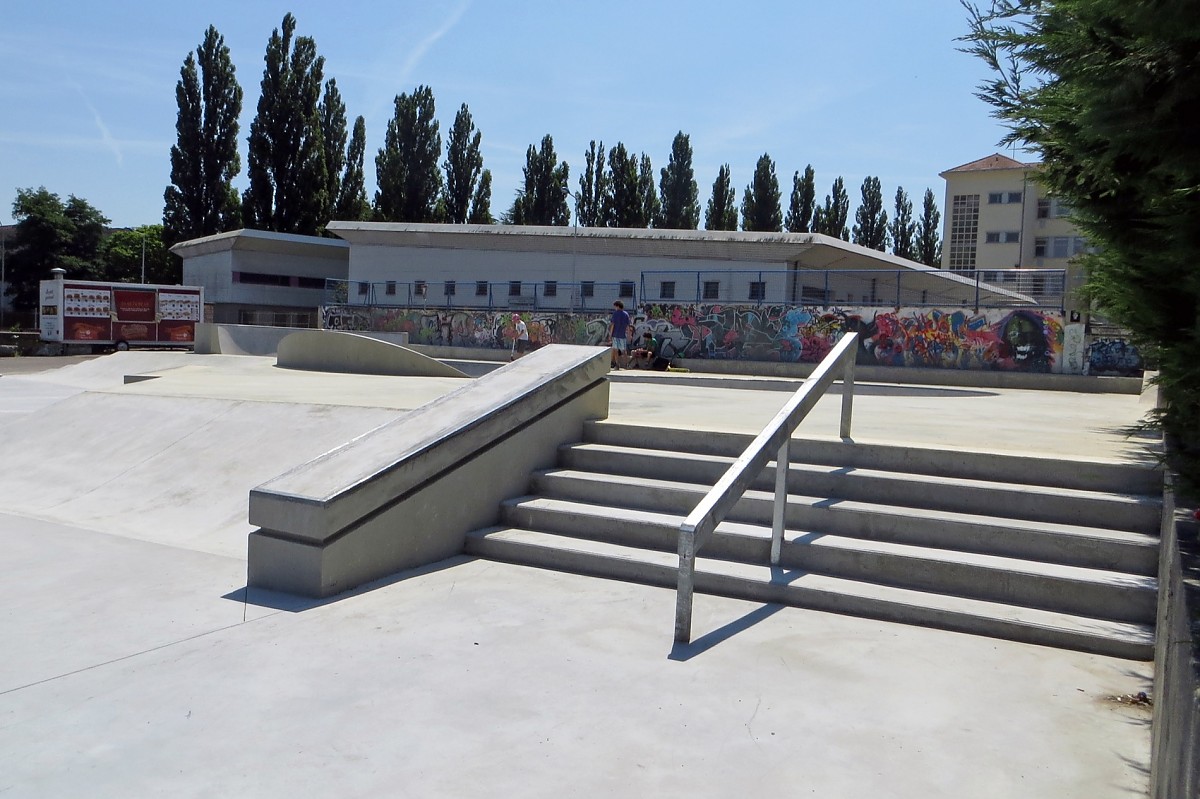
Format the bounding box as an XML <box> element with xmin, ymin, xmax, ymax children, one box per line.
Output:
<box><xmin>320</xmin><ymin>303</ymin><xmax>1069</xmax><ymax>373</ymax></box>
<box><xmin>1085</xmin><ymin>338</ymin><xmax>1144</xmax><ymax>377</ymax></box>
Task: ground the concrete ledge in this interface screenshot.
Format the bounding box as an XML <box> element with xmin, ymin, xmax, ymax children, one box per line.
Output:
<box><xmin>247</xmin><ymin>344</ymin><xmax>610</xmax><ymax>596</ymax></box>
<box><xmin>277</xmin><ymin>330</ymin><xmax>468</xmax><ymax>378</ymax></box>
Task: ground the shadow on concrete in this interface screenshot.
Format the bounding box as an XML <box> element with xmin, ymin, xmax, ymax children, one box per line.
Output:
<box><xmin>669</xmin><ymin>566</ymin><xmax>814</xmax><ymax>661</ymax></box>
<box><xmin>668</xmin><ymin>602</ymin><xmax>787</xmax><ymax>661</ymax></box>
<box><xmin>222</xmin><ymin>555</ymin><xmax>475</xmax><ymax>612</ymax></box>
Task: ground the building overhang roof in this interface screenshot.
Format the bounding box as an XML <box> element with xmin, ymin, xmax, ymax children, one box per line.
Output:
<box><xmin>170</xmin><ymin>228</ymin><xmax>349</xmax><ymax>260</ymax></box>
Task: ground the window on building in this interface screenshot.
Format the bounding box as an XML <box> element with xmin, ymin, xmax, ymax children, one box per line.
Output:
<box><xmin>948</xmin><ymin>194</ymin><xmax>980</xmax><ymax>270</ymax></box>
<box><xmin>1052</xmin><ymin>237</ymin><xmax>1070</xmax><ymax>258</ymax></box>
<box><xmin>800</xmin><ymin>286</ymin><xmax>827</xmax><ymax>304</ymax></box>
<box><xmin>543</xmin><ymin>280</ymin><xmax>557</xmax><ymax>297</ymax></box>
<box><xmin>581</xmin><ymin>281</ymin><xmax>595</xmax><ymax>298</ymax></box>
<box><xmin>475</xmin><ymin>281</ymin><xmax>489</xmax><ymax>297</ymax></box>
<box><xmin>508</xmin><ymin>281</ymin><xmax>522</xmax><ymax>297</ymax></box>
<box><xmin>1037</xmin><ymin>198</ymin><xmax>1051</xmax><ymax>219</ymax></box>
<box><xmin>444</xmin><ymin>280</ymin><xmax>456</xmax><ymax>296</ymax></box>
<box><xmin>1053</xmin><ymin>199</ymin><xmax>1073</xmax><ymax>218</ymax></box>
<box><xmin>414</xmin><ymin>280</ymin><xmax>427</xmax><ymax>297</ymax></box>
<box><xmin>1034</xmin><ymin>237</ymin><xmax>1048</xmax><ymax>258</ymax></box>
<box><xmin>297</xmin><ymin>276</ymin><xmax>325</xmax><ymax>290</ymax></box>
<box><xmin>659</xmin><ymin>281</ymin><xmax>675</xmax><ymax>299</ymax></box>
<box><xmin>988</xmin><ymin>191</ymin><xmax>1022</xmax><ymax>204</ymax></box>
<box><xmin>1007</xmin><ymin>191</ymin><xmax>1022</xmax><ymax>204</ymax></box>
<box><xmin>357</xmin><ymin>281</ymin><xmax>369</xmax><ymax>296</ymax></box>
<box><xmin>619</xmin><ymin>281</ymin><xmax>635</xmax><ymax>298</ymax></box>
<box><xmin>748</xmin><ymin>281</ymin><xmax>766</xmax><ymax>301</ymax></box>
<box><xmin>702</xmin><ymin>281</ymin><xmax>720</xmax><ymax>300</ymax></box>
<box><xmin>985</xmin><ymin>232</ymin><xmax>1001</xmax><ymax>243</ymax></box>
<box><xmin>987</xmin><ymin>192</ymin><xmax>1004</xmax><ymax>204</ymax></box>
<box><xmin>385</xmin><ymin>281</ymin><xmax>396</xmax><ymax>296</ymax></box>
<box><xmin>237</xmin><ymin>272</ymin><xmax>289</xmax><ymax>286</ymax></box>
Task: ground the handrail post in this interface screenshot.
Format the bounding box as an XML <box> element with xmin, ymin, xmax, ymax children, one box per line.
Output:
<box><xmin>770</xmin><ymin>437</ymin><xmax>789</xmax><ymax>565</ymax></box>
<box><xmin>840</xmin><ymin>348</ymin><xmax>855</xmax><ymax>439</ymax></box>
<box><xmin>675</xmin><ymin>528</ymin><xmax>697</xmax><ymax>643</ymax></box>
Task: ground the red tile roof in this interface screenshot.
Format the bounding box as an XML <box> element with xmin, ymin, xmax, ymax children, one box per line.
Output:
<box><xmin>941</xmin><ymin>153</ymin><xmax>1036</xmax><ymax>175</ymax></box>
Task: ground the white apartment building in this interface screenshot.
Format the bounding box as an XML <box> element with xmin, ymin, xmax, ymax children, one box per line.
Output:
<box><xmin>940</xmin><ymin>153</ymin><xmax>1087</xmax><ymax>312</ymax></box>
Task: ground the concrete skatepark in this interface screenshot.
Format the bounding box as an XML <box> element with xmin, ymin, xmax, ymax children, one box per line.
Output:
<box><xmin>0</xmin><ymin>330</ymin><xmax>1167</xmax><ymax>797</ymax></box>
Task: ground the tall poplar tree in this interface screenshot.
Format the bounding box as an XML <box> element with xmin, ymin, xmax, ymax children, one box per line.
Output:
<box><xmin>656</xmin><ymin>131</ymin><xmax>699</xmax><ymax>229</ymax></box>
<box><xmin>817</xmin><ymin>177</ymin><xmax>850</xmax><ymax>240</ymax></box>
<box><xmin>704</xmin><ymin>164</ymin><xmax>738</xmax><ymax>231</ymax></box>
<box><xmin>374</xmin><ymin>85</ymin><xmax>443</xmax><ymax>222</ymax></box>
<box><xmin>638</xmin><ymin>154</ymin><xmax>660</xmax><ymax>228</ymax></box>
<box><xmin>889</xmin><ymin>186</ymin><xmax>916</xmax><ymax>260</ymax></box>
<box><xmin>576</xmin><ymin>140</ymin><xmax>607</xmax><ymax>226</ymax></box>
<box><xmin>785</xmin><ymin>165</ymin><xmax>816</xmax><ymax>233</ymax></box>
<box><xmin>243</xmin><ymin>13</ymin><xmax>328</xmax><ymax>235</ymax></box>
<box><xmin>740</xmin><ymin>153</ymin><xmax>783</xmax><ymax>232</ymax></box>
<box><xmin>605</xmin><ymin>143</ymin><xmax>642</xmax><ymax>227</ymax></box>
<box><xmin>507</xmin><ymin>135</ymin><xmax>569</xmax><ymax>225</ymax></box>
<box><xmin>335</xmin><ymin>116</ymin><xmax>371</xmax><ymax>221</ymax></box>
<box><xmin>318</xmin><ymin>78</ymin><xmax>348</xmax><ymax>228</ymax></box>
<box><xmin>443</xmin><ymin>103</ymin><xmax>483</xmax><ymax>224</ymax></box>
<box><xmin>468</xmin><ymin>169</ymin><xmax>494</xmax><ymax>224</ymax></box>
<box><xmin>852</xmin><ymin>176</ymin><xmax>889</xmax><ymax>250</ymax></box>
<box><xmin>163</xmin><ymin>25</ymin><xmax>242</xmax><ymax>246</ymax></box>
<box><xmin>915</xmin><ymin>188</ymin><xmax>942</xmax><ymax>267</ymax></box>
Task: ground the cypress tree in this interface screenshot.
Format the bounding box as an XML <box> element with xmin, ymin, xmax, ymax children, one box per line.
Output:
<box><xmin>468</xmin><ymin>169</ymin><xmax>494</xmax><ymax>224</ymax></box>
<box><xmin>507</xmin><ymin>135</ymin><xmax>569</xmax><ymax>225</ymax></box>
<box><xmin>334</xmin><ymin>116</ymin><xmax>371</xmax><ymax>221</ymax></box>
<box><xmin>318</xmin><ymin>78</ymin><xmax>348</xmax><ymax>228</ymax></box>
<box><xmin>915</xmin><ymin>188</ymin><xmax>942</xmax><ymax>267</ymax></box>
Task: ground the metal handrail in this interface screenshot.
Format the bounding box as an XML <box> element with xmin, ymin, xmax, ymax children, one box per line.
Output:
<box><xmin>673</xmin><ymin>332</ymin><xmax>859</xmax><ymax>643</ymax></box>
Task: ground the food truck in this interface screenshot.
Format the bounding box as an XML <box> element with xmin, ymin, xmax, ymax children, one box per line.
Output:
<box><xmin>39</xmin><ymin>277</ymin><xmax>204</xmax><ymax>351</ymax></box>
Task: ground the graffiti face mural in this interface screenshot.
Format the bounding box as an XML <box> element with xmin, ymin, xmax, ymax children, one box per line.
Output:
<box><xmin>321</xmin><ymin>302</ymin><xmax>1072</xmax><ymax>373</ymax></box>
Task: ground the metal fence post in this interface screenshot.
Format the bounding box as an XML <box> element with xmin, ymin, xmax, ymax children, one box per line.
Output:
<box><xmin>770</xmin><ymin>438</ymin><xmax>789</xmax><ymax>565</ymax></box>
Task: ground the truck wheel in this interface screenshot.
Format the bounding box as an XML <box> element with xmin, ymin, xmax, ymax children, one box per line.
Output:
<box><xmin>115</xmin><ymin>341</ymin><xmax>130</xmax><ymax>351</ymax></box>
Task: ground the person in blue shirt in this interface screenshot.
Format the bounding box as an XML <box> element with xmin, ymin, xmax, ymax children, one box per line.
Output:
<box><xmin>607</xmin><ymin>300</ymin><xmax>632</xmax><ymax>369</ymax></box>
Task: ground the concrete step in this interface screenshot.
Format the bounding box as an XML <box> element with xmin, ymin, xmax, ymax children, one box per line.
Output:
<box><xmin>530</xmin><ymin>468</ymin><xmax>1160</xmax><ymax>575</ymax></box>
<box><xmin>464</xmin><ymin>526</ymin><xmax>1156</xmax><ymax>660</ymax></box>
<box><xmin>559</xmin><ymin>442</ymin><xmax>1162</xmax><ymax>534</ymax></box>
<box><xmin>582</xmin><ymin>421</ymin><xmax>1163</xmax><ymax>496</ymax></box>
<box><xmin>501</xmin><ymin>496</ymin><xmax>1158</xmax><ymax>624</ymax></box>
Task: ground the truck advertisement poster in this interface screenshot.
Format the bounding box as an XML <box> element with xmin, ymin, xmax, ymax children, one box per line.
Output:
<box><xmin>39</xmin><ymin>279</ymin><xmax>204</xmax><ymax>349</ymax></box>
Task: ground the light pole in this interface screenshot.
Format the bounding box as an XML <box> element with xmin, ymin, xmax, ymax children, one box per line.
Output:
<box><xmin>140</xmin><ymin>232</ymin><xmax>146</xmax><ymax>284</ymax></box>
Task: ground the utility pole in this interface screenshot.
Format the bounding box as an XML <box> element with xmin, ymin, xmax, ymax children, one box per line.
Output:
<box><xmin>140</xmin><ymin>232</ymin><xmax>146</xmax><ymax>284</ymax></box>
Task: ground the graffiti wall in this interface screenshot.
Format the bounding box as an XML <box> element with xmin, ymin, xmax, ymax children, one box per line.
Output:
<box><xmin>321</xmin><ymin>303</ymin><xmax>1073</xmax><ymax>373</ymax></box>
<box><xmin>1085</xmin><ymin>338</ymin><xmax>1144</xmax><ymax>377</ymax></box>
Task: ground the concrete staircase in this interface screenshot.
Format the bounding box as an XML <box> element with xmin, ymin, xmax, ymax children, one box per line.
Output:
<box><xmin>465</xmin><ymin>421</ymin><xmax>1163</xmax><ymax>659</ymax></box>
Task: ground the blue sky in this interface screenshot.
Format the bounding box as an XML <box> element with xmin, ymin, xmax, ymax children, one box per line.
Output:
<box><xmin>0</xmin><ymin>0</ymin><xmax>1022</xmax><ymax>228</ymax></box>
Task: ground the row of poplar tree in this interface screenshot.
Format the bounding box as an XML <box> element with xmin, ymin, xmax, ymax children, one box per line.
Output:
<box><xmin>164</xmin><ymin>13</ymin><xmax>942</xmax><ymax>267</ymax></box>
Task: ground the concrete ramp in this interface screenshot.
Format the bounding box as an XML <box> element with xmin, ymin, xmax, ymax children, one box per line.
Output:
<box><xmin>277</xmin><ymin>330</ymin><xmax>468</xmax><ymax>378</ymax></box>
<box><xmin>0</xmin><ymin>390</ymin><xmax>400</xmax><ymax>559</ymax></box>
<box><xmin>195</xmin><ymin>323</ymin><xmax>309</xmax><ymax>356</ymax></box>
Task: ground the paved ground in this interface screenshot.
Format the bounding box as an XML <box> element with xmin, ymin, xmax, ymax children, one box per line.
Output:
<box><xmin>0</xmin><ymin>350</ymin><xmax>1158</xmax><ymax>797</ymax></box>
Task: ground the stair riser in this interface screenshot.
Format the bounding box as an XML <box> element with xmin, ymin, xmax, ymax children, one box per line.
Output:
<box><xmin>464</xmin><ymin>535</ymin><xmax>1152</xmax><ymax>660</ymax></box>
<box><xmin>560</xmin><ymin>447</ymin><xmax>1160</xmax><ymax>533</ymax></box>
<box><xmin>784</xmin><ymin>539</ymin><xmax>1156</xmax><ymax>623</ymax></box>
<box><xmin>531</xmin><ymin>473</ymin><xmax>1157</xmax><ymax>575</ymax></box>
<box><xmin>584</xmin><ymin>422</ymin><xmax>1162</xmax><ymax>495</ymax></box>
<box><xmin>503</xmin><ymin>502</ymin><xmax>1155</xmax><ymax>623</ymax></box>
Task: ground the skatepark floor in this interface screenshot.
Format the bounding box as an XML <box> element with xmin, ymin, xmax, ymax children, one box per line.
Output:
<box><xmin>0</xmin><ymin>351</ymin><xmax>1157</xmax><ymax>797</ymax></box>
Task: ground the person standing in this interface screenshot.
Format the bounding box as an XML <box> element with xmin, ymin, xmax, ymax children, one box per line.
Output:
<box><xmin>607</xmin><ymin>300</ymin><xmax>631</xmax><ymax>369</ymax></box>
<box><xmin>510</xmin><ymin>313</ymin><xmax>530</xmax><ymax>359</ymax></box>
